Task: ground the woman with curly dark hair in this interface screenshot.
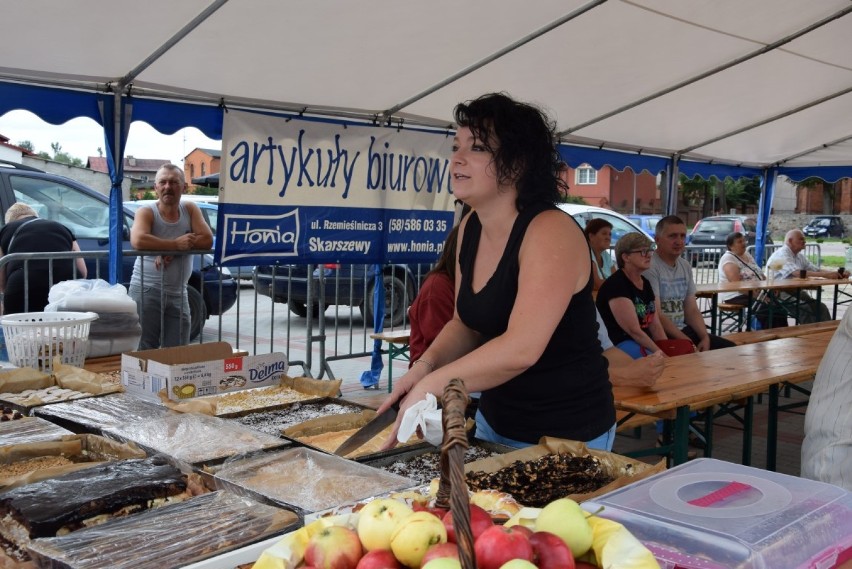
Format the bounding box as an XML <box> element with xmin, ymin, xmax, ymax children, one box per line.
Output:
<box><xmin>379</xmin><ymin>93</ymin><xmax>615</xmax><ymax>450</ymax></box>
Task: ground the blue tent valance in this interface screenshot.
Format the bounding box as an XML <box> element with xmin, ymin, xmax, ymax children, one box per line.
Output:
<box><xmin>131</xmin><ymin>97</ymin><xmax>223</xmax><ymax>141</ymax></box>
<box><xmin>776</xmin><ymin>165</ymin><xmax>852</xmax><ymax>184</ymax></box>
<box><xmin>0</xmin><ymin>81</ymin><xmax>102</xmax><ymax>126</ymax></box>
<box><xmin>559</xmin><ymin>144</ymin><xmax>669</xmax><ymax>175</ymax></box>
<box><xmin>678</xmin><ymin>160</ymin><xmax>762</xmax><ymax>181</ymax></box>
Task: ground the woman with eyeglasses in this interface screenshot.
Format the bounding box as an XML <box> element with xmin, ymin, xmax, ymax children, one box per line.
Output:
<box><xmin>595</xmin><ymin>232</ymin><xmax>667</xmax><ymax>358</ymax></box>
<box><xmin>584</xmin><ymin>218</ymin><xmax>615</xmax><ymax>291</ymax></box>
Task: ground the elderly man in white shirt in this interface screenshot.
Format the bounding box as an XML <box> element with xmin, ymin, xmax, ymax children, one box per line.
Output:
<box><xmin>801</xmin><ymin>307</ymin><xmax>852</xmax><ymax>490</ymax></box>
<box><xmin>764</xmin><ymin>229</ymin><xmax>846</xmax><ymax>323</ymax></box>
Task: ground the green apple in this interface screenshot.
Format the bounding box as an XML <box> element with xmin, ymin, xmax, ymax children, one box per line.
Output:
<box><xmin>534</xmin><ymin>499</ymin><xmax>593</xmax><ymax>558</ymax></box>
<box><xmin>390</xmin><ymin>511</ymin><xmax>448</xmax><ymax>568</ymax></box>
<box><xmin>421</xmin><ymin>559</ymin><xmax>461</xmax><ymax>569</ymax></box>
<box><xmin>499</xmin><ymin>561</ymin><xmax>537</xmax><ymax>569</ymax></box>
<box><xmin>357</xmin><ymin>498</ymin><xmax>414</xmax><ymax>551</ymax></box>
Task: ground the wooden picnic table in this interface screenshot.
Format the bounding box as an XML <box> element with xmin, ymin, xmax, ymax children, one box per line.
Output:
<box><xmin>369</xmin><ymin>329</ymin><xmax>411</xmax><ymax>392</ymax></box>
<box><xmin>696</xmin><ymin>276</ymin><xmax>851</xmax><ymax>332</ymax></box>
<box><xmin>613</xmin><ymin>334</ymin><xmax>829</xmax><ymax>468</ymax></box>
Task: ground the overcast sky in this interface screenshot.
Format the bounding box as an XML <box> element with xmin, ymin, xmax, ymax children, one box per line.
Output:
<box><xmin>0</xmin><ymin>109</ymin><xmax>221</xmax><ymax>168</ymax></box>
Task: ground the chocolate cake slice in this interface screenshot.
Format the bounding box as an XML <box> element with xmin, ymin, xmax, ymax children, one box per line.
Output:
<box><xmin>0</xmin><ymin>456</ymin><xmax>190</xmax><ymax>556</ymax></box>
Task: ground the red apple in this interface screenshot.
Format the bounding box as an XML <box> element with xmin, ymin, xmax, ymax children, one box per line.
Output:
<box><xmin>413</xmin><ymin>502</ymin><xmax>449</xmax><ymax>519</ymax></box>
<box><xmin>419</xmin><ymin>542</ymin><xmax>459</xmax><ymax>568</ymax></box>
<box><xmin>355</xmin><ymin>549</ymin><xmax>403</xmax><ymax>569</ymax></box>
<box><xmin>529</xmin><ymin>531</ymin><xmax>575</xmax><ymax>569</ymax></box>
<box><xmin>304</xmin><ymin>525</ymin><xmax>364</xmax><ymax>569</ymax></box>
<box><xmin>473</xmin><ymin>525</ymin><xmax>533</xmax><ymax>569</ymax></box>
<box><xmin>441</xmin><ymin>504</ymin><xmax>494</xmax><ymax>543</ymax></box>
<box><xmin>508</xmin><ymin>525</ymin><xmax>533</xmax><ymax>540</ymax></box>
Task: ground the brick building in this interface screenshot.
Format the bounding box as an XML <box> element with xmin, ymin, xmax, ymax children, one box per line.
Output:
<box><xmin>564</xmin><ymin>163</ymin><xmax>661</xmax><ymax>214</ymax></box>
<box><xmin>796</xmin><ymin>178</ymin><xmax>852</xmax><ymax>214</ymax></box>
<box><xmin>184</xmin><ymin>148</ymin><xmax>221</xmax><ymax>190</ymax></box>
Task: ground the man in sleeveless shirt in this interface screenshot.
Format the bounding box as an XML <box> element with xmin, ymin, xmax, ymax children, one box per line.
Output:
<box><xmin>129</xmin><ymin>165</ymin><xmax>213</xmax><ymax>349</ymax></box>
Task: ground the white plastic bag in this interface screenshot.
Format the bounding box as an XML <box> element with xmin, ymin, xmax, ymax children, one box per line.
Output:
<box><xmin>397</xmin><ymin>392</ymin><xmax>444</xmax><ymax>446</ymax></box>
<box><xmin>46</xmin><ymin>279</ymin><xmax>137</xmax><ymax>314</ymax></box>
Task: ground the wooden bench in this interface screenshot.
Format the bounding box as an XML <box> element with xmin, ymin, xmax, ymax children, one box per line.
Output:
<box><xmin>369</xmin><ymin>329</ymin><xmax>411</xmax><ymax>392</ymax></box>
<box><xmin>725</xmin><ymin>319</ymin><xmax>839</xmax><ymax>345</ymax></box>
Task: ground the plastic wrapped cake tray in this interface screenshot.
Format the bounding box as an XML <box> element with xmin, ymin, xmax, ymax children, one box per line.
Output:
<box><xmin>583</xmin><ymin>458</ymin><xmax>852</xmax><ymax>569</ymax></box>
<box><xmin>0</xmin><ymin>433</ymin><xmax>146</xmax><ymax>491</ymax></box>
<box><xmin>27</xmin><ymin>491</ymin><xmax>299</xmax><ymax>569</ymax></box>
<box><xmin>213</xmin><ymin>446</ymin><xmax>414</xmax><ymax>516</ymax></box>
<box><xmin>103</xmin><ymin>412</ymin><xmax>290</xmax><ymax>465</ymax></box>
<box><xmin>32</xmin><ymin>392</ymin><xmax>173</xmax><ymax>434</ymax></box>
<box><xmin>0</xmin><ymin>417</ymin><xmax>73</xmax><ymax>448</ymax></box>
<box><xmin>223</xmin><ymin>397</ymin><xmax>374</xmax><ymax>437</ymax></box>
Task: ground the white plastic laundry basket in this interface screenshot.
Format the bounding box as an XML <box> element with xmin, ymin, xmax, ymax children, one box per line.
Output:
<box><xmin>0</xmin><ymin>312</ymin><xmax>99</xmax><ymax>372</ymax></box>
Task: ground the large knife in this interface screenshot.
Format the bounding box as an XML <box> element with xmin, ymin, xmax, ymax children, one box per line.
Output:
<box><xmin>333</xmin><ymin>402</ymin><xmax>400</xmax><ymax>456</ymax></box>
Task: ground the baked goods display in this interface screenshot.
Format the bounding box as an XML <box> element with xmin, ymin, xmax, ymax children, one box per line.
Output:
<box><xmin>209</xmin><ymin>384</ymin><xmax>320</xmax><ymax>415</ymax></box>
<box><xmin>0</xmin><ymin>456</ymin><xmax>207</xmax><ymax>562</ymax></box>
<box><xmin>103</xmin><ymin>413</ymin><xmax>289</xmax><ymax>464</ymax></box>
<box><xmin>26</xmin><ymin>491</ymin><xmax>299</xmax><ymax>569</ymax></box>
<box><xmin>373</xmin><ymin>444</ymin><xmax>504</xmax><ymax>484</ymax></box>
<box><xmin>0</xmin><ymin>406</ymin><xmax>24</xmax><ymax>422</ymax></box>
<box><xmin>0</xmin><ymin>417</ymin><xmax>73</xmax><ymax>448</ymax></box>
<box><xmin>230</xmin><ymin>400</ymin><xmax>368</xmax><ymax>436</ymax></box>
<box><xmin>0</xmin><ymin>386</ymin><xmax>92</xmax><ymax>407</ymax></box>
<box><xmin>32</xmin><ymin>392</ymin><xmax>172</xmax><ymax>434</ymax></box>
<box><xmin>465</xmin><ymin>453</ymin><xmax>614</xmax><ymax>507</ymax></box>
<box><xmin>0</xmin><ymin>362</ymin><xmax>122</xmax><ymax>412</ymax></box>
<box><xmin>214</xmin><ymin>447</ymin><xmax>414</xmax><ymax>514</ymax></box>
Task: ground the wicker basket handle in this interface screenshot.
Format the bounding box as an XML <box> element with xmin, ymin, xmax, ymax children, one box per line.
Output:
<box><xmin>436</xmin><ymin>378</ymin><xmax>475</xmax><ymax>569</ymax></box>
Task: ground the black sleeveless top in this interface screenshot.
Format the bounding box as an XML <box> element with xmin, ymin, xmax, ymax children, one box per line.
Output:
<box><xmin>457</xmin><ymin>202</ymin><xmax>614</xmax><ymax>443</ymax></box>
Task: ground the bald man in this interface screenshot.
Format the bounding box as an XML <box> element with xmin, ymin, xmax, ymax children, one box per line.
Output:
<box><xmin>764</xmin><ymin>229</ymin><xmax>847</xmax><ymax>323</ymax></box>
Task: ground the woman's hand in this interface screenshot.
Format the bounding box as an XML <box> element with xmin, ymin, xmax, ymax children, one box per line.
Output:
<box><xmin>376</xmin><ymin>366</ymin><xmax>433</xmax><ymax>450</ymax></box>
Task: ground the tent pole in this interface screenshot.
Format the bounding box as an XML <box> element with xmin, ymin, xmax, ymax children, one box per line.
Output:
<box><xmin>665</xmin><ymin>157</ymin><xmax>679</xmax><ymax>216</ymax></box>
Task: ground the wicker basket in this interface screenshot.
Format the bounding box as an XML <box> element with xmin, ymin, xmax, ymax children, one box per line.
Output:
<box><xmin>436</xmin><ymin>378</ymin><xmax>477</xmax><ymax>569</ymax></box>
<box><xmin>0</xmin><ymin>311</ymin><xmax>98</xmax><ymax>372</ymax></box>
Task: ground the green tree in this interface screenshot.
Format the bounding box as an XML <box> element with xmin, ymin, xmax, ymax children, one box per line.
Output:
<box><xmin>17</xmin><ymin>140</ymin><xmax>34</xmax><ymax>152</ymax></box>
<box><xmin>48</xmin><ymin>141</ymin><xmax>84</xmax><ymax>167</ymax></box>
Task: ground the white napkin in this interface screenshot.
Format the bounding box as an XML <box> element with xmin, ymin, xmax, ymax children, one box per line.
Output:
<box><xmin>397</xmin><ymin>393</ymin><xmax>444</xmax><ymax>446</ymax></box>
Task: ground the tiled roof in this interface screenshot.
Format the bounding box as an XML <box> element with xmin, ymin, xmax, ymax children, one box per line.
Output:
<box><xmin>86</xmin><ymin>156</ymin><xmax>171</xmax><ymax>173</ymax></box>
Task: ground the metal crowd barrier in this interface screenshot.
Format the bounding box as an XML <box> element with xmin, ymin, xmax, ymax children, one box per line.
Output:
<box><xmin>0</xmin><ymin>250</ymin><xmax>423</xmax><ymax>381</ymax></box>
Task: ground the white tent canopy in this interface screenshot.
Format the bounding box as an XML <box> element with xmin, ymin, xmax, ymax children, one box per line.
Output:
<box><xmin>2</xmin><ymin>0</ymin><xmax>851</xmax><ymax>171</ymax></box>
<box><xmin>2</xmin><ymin>0</ymin><xmax>852</xmax><ymax>277</ymax></box>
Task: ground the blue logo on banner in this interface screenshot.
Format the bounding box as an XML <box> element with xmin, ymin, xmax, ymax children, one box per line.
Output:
<box><xmin>221</xmin><ymin>210</ymin><xmax>300</xmax><ymax>263</ymax></box>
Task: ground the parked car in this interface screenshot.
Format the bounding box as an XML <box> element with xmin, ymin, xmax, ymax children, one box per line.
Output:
<box><xmin>127</xmin><ymin>199</ymin><xmax>255</xmax><ymax>280</ymax></box>
<box><xmin>686</xmin><ymin>215</ymin><xmax>771</xmax><ymax>265</ymax></box>
<box><xmin>0</xmin><ymin>160</ymin><xmax>237</xmax><ymax>339</ymax></box>
<box><xmin>626</xmin><ymin>214</ymin><xmax>662</xmax><ymax>238</ymax></box>
<box><xmin>803</xmin><ymin>215</ymin><xmax>846</xmax><ymax>238</ymax></box>
<box><xmin>254</xmin><ymin>262</ymin><xmax>431</xmax><ymax>327</ymax></box>
<box><xmin>557</xmin><ymin>203</ymin><xmax>652</xmax><ymax>241</ymax></box>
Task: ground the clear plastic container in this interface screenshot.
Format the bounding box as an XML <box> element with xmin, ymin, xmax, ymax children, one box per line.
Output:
<box><xmin>584</xmin><ymin>458</ymin><xmax>852</xmax><ymax>569</ymax></box>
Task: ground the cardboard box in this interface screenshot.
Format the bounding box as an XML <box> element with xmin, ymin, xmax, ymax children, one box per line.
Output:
<box><xmin>121</xmin><ymin>342</ymin><xmax>287</xmax><ymax>402</ymax></box>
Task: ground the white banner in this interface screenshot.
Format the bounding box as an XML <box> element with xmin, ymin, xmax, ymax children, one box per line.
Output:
<box><xmin>215</xmin><ymin>110</ymin><xmax>455</xmax><ymax>265</ymax></box>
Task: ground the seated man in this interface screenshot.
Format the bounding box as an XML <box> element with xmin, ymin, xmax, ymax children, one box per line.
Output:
<box><xmin>765</xmin><ymin>229</ymin><xmax>845</xmax><ymax>323</ymax></box>
<box><xmin>645</xmin><ymin>215</ymin><xmax>734</xmax><ymax>351</ymax></box>
<box><xmin>801</xmin><ymin>307</ymin><xmax>852</xmax><ymax>490</ymax></box>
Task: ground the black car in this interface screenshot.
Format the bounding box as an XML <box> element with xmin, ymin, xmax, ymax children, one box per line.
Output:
<box><xmin>0</xmin><ymin>160</ymin><xmax>237</xmax><ymax>339</ymax></box>
<box><xmin>254</xmin><ymin>262</ymin><xmax>430</xmax><ymax>327</ymax></box>
<box><xmin>803</xmin><ymin>215</ymin><xmax>846</xmax><ymax>239</ymax></box>
<box><xmin>686</xmin><ymin>215</ymin><xmax>771</xmax><ymax>265</ymax></box>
